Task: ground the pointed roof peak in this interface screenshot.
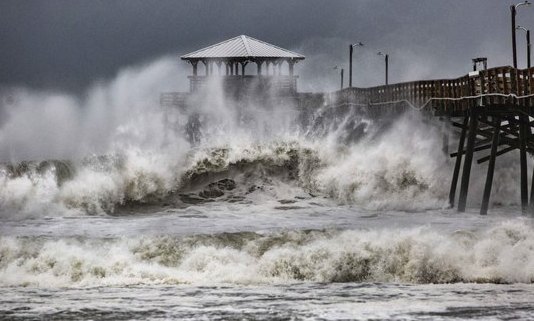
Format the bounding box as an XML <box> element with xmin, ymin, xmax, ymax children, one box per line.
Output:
<box><xmin>181</xmin><ymin>35</ymin><xmax>305</xmax><ymax>60</ymax></box>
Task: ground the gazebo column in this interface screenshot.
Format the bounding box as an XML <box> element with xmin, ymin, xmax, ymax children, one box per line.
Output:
<box><xmin>203</xmin><ymin>60</ymin><xmax>208</xmax><ymax>76</ymax></box>
<box><xmin>241</xmin><ymin>62</ymin><xmax>248</xmax><ymax>76</ymax></box>
<box><xmin>191</xmin><ymin>60</ymin><xmax>198</xmax><ymax>76</ymax></box>
<box><xmin>256</xmin><ymin>60</ymin><xmax>262</xmax><ymax>75</ymax></box>
<box><xmin>277</xmin><ymin>61</ymin><xmax>282</xmax><ymax>75</ymax></box>
<box><xmin>274</xmin><ymin>61</ymin><xmax>280</xmax><ymax>75</ymax></box>
<box><xmin>265</xmin><ymin>61</ymin><xmax>271</xmax><ymax>75</ymax></box>
<box><xmin>234</xmin><ymin>63</ymin><xmax>239</xmax><ymax>75</ymax></box>
<box><xmin>288</xmin><ymin>60</ymin><xmax>295</xmax><ymax>77</ymax></box>
<box><xmin>216</xmin><ymin>61</ymin><xmax>222</xmax><ymax>75</ymax></box>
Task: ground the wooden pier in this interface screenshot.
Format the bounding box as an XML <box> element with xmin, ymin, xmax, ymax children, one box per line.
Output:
<box><xmin>326</xmin><ymin>66</ymin><xmax>534</xmax><ymax>214</ymax></box>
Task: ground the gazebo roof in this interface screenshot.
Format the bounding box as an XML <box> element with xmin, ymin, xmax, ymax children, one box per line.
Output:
<box><xmin>181</xmin><ymin>35</ymin><xmax>305</xmax><ymax>61</ymax></box>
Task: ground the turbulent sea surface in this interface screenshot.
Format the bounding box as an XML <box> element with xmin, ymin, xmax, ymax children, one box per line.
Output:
<box><xmin>1</xmin><ymin>61</ymin><xmax>533</xmax><ymax>320</ymax></box>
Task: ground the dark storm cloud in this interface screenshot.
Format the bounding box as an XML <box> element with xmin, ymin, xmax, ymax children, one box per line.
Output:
<box><xmin>0</xmin><ymin>0</ymin><xmax>532</xmax><ymax>92</ymax></box>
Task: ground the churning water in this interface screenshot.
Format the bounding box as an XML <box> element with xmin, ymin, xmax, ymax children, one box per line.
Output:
<box><xmin>0</xmin><ymin>58</ymin><xmax>533</xmax><ymax>320</ymax></box>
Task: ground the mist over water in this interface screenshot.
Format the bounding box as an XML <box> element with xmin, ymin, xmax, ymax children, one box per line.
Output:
<box><xmin>0</xmin><ymin>56</ymin><xmax>526</xmax><ymax>218</ymax></box>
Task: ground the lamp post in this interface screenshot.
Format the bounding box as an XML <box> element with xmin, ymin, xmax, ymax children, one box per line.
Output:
<box><xmin>334</xmin><ymin>66</ymin><xmax>344</xmax><ymax>90</ymax></box>
<box><xmin>349</xmin><ymin>42</ymin><xmax>364</xmax><ymax>87</ymax></box>
<box><xmin>341</xmin><ymin>68</ymin><xmax>344</xmax><ymax>90</ymax></box>
<box><xmin>511</xmin><ymin>1</ymin><xmax>531</xmax><ymax>68</ymax></box>
<box><xmin>517</xmin><ymin>26</ymin><xmax>531</xmax><ymax>69</ymax></box>
<box><xmin>377</xmin><ymin>51</ymin><xmax>389</xmax><ymax>85</ymax></box>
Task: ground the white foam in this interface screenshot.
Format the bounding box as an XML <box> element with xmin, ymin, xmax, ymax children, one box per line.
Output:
<box><xmin>1</xmin><ymin>220</ymin><xmax>534</xmax><ymax>287</ymax></box>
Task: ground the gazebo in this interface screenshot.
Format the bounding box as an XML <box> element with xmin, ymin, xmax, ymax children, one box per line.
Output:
<box><xmin>181</xmin><ymin>35</ymin><xmax>305</xmax><ymax>94</ymax></box>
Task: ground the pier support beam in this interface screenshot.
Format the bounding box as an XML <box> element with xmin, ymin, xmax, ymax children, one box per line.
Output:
<box><xmin>458</xmin><ymin>107</ymin><xmax>479</xmax><ymax>212</ymax></box>
<box><xmin>481</xmin><ymin>117</ymin><xmax>501</xmax><ymax>215</ymax></box>
<box><xmin>449</xmin><ymin>113</ymin><xmax>469</xmax><ymax>207</ymax></box>
<box><xmin>442</xmin><ymin>120</ymin><xmax>449</xmax><ymax>155</ymax></box>
<box><xmin>519</xmin><ymin>114</ymin><xmax>529</xmax><ymax>212</ymax></box>
<box><xmin>530</xmin><ymin>164</ymin><xmax>534</xmax><ymax>211</ymax></box>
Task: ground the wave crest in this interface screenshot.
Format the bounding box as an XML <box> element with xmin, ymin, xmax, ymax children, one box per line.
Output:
<box><xmin>2</xmin><ymin>221</ymin><xmax>533</xmax><ymax>287</ymax></box>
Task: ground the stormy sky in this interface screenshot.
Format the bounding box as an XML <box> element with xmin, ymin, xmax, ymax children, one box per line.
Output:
<box><xmin>0</xmin><ymin>0</ymin><xmax>532</xmax><ymax>92</ymax></box>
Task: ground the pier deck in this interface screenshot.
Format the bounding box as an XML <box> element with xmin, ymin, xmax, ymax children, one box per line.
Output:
<box><xmin>326</xmin><ymin>66</ymin><xmax>534</xmax><ymax>116</ymax></box>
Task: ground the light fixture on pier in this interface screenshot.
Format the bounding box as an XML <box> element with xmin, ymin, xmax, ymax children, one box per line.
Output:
<box><xmin>377</xmin><ymin>51</ymin><xmax>389</xmax><ymax>85</ymax></box>
<box><xmin>349</xmin><ymin>42</ymin><xmax>364</xmax><ymax>88</ymax></box>
<box><xmin>516</xmin><ymin>0</ymin><xmax>531</xmax><ymax>8</ymax></box>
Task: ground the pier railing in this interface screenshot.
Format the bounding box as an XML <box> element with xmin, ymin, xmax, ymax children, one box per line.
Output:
<box><xmin>327</xmin><ymin>66</ymin><xmax>534</xmax><ymax>116</ymax></box>
<box><xmin>187</xmin><ymin>75</ymin><xmax>298</xmax><ymax>94</ymax></box>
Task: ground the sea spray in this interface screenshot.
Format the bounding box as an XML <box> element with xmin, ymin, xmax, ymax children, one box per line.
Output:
<box><xmin>0</xmin><ymin>56</ymin><xmax>525</xmax><ymax>217</ymax></box>
<box><xmin>0</xmin><ymin>117</ymin><xmax>525</xmax><ymax>216</ymax></box>
<box><xmin>311</xmin><ymin>113</ymin><xmax>450</xmax><ymax>210</ymax></box>
<box><xmin>0</xmin><ymin>57</ymin><xmax>186</xmax><ymax>162</ymax></box>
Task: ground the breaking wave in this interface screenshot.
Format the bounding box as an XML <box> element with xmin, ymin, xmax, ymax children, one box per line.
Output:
<box><xmin>0</xmin><ymin>128</ymin><xmax>452</xmax><ymax>218</ymax></box>
<box><xmin>0</xmin><ymin>113</ymin><xmax>523</xmax><ymax>217</ymax></box>
<box><xmin>2</xmin><ymin>220</ymin><xmax>534</xmax><ymax>287</ymax></box>
<box><xmin>0</xmin><ymin>57</ymin><xmax>524</xmax><ymax>217</ymax></box>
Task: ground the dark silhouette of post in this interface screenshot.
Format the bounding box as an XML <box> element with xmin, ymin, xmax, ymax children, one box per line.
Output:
<box><xmin>349</xmin><ymin>45</ymin><xmax>353</xmax><ymax>87</ymax></box>
<box><xmin>385</xmin><ymin>55</ymin><xmax>389</xmax><ymax>85</ymax></box>
<box><xmin>520</xmin><ymin>115</ymin><xmax>529</xmax><ymax>212</ymax></box>
<box><xmin>512</xmin><ymin>5</ymin><xmax>518</xmax><ymax>68</ymax></box>
<box><xmin>481</xmin><ymin>118</ymin><xmax>501</xmax><ymax>215</ymax></box>
<box><xmin>341</xmin><ymin>68</ymin><xmax>344</xmax><ymax>90</ymax></box>
<box><xmin>458</xmin><ymin>107</ymin><xmax>479</xmax><ymax>212</ymax></box>
<box><xmin>511</xmin><ymin>2</ymin><xmax>532</xmax><ymax>68</ymax></box>
<box><xmin>517</xmin><ymin>26</ymin><xmax>531</xmax><ymax>68</ymax></box>
<box><xmin>378</xmin><ymin>52</ymin><xmax>389</xmax><ymax>85</ymax></box>
<box><xmin>334</xmin><ymin>66</ymin><xmax>344</xmax><ymax>90</ymax></box>
<box><xmin>529</xmin><ymin>29</ymin><xmax>532</xmax><ymax>68</ymax></box>
<box><xmin>349</xmin><ymin>42</ymin><xmax>363</xmax><ymax>88</ymax></box>
<box><xmin>449</xmin><ymin>112</ymin><xmax>469</xmax><ymax>207</ymax></box>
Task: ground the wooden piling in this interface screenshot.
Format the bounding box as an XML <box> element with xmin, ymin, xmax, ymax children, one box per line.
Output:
<box><xmin>530</xmin><ymin>165</ymin><xmax>534</xmax><ymax>211</ymax></box>
<box><xmin>449</xmin><ymin>113</ymin><xmax>469</xmax><ymax>207</ymax></box>
<box><xmin>519</xmin><ymin>113</ymin><xmax>529</xmax><ymax>213</ymax></box>
<box><xmin>480</xmin><ymin>117</ymin><xmax>501</xmax><ymax>215</ymax></box>
<box><xmin>458</xmin><ymin>107</ymin><xmax>479</xmax><ymax>212</ymax></box>
<box><xmin>442</xmin><ymin>117</ymin><xmax>450</xmax><ymax>155</ymax></box>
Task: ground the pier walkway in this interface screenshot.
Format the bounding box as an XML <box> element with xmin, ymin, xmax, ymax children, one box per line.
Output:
<box><xmin>325</xmin><ymin>66</ymin><xmax>534</xmax><ymax>116</ymax></box>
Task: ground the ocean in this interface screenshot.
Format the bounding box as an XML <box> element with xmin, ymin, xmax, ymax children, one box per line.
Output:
<box><xmin>1</xmin><ymin>59</ymin><xmax>533</xmax><ymax>320</ymax></box>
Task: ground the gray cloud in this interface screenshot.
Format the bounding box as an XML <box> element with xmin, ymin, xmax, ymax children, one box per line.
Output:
<box><xmin>0</xmin><ymin>0</ymin><xmax>532</xmax><ymax>93</ymax></box>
